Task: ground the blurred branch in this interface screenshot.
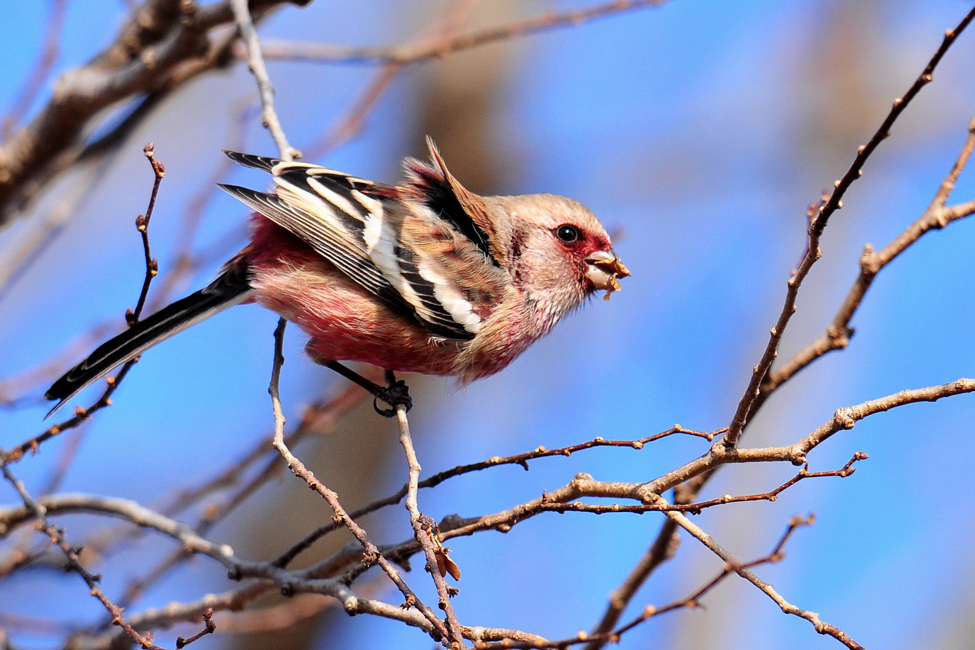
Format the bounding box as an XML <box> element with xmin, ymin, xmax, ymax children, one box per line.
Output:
<box><xmin>0</xmin><ymin>161</ymin><xmax>106</xmax><ymax>305</ymax></box>
<box><xmin>0</xmin><ymin>494</ymin><xmax>237</xmax><ymax>567</ymax></box>
<box><xmin>258</xmin><ymin>0</ymin><xmax>668</xmax><ymax>65</ymax></box>
<box><xmin>306</xmin><ymin>0</ymin><xmax>481</xmax><ymax>159</ymax></box>
<box><xmin>0</xmin><ymin>0</ymin><xmax>307</xmax><ymax>225</ymax></box>
<box><xmin>0</xmin><ymin>0</ymin><xmax>69</xmax><ymax>139</ymax></box>
<box><xmin>0</xmin><ymin>0</ymin><xmax>667</xmax><ymax>228</ymax></box>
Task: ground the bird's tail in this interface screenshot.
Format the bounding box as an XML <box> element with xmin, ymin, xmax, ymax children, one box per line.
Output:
<box><xmin>44</xmin><ymin>260</ymin><xmax>253</xmax><ymax>417</ymax></box>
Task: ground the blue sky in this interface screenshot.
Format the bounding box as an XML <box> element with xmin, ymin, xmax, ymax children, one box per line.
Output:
<box><xmin>1</xmin><ymin>1</ymin><xmax>974</xmax><ymax>649</ymax></box>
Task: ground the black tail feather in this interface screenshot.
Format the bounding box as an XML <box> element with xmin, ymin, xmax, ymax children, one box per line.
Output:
<box><xmin>44</xmin><ymin>262</ymin><xmax>253</xmax><ymax>417</ymax></box>
<box><xmin>222</xmin><ymin>150</ymin><xmax>281</xmax><ymax>172</ymax></box>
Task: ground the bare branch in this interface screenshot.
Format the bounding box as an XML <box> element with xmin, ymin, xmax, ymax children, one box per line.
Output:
<box><xmin>657</xmin><ymin>501</ymin><xmax>863</xmax><ymax>649</ymax></box>
<box><xmin>230</xmin><ymin>0</ymin><xmax>297</xmax><ymax>160</ymax></box>
<box><xmin>258</xmin><ymin>0</ymin><xmax>669</xmax><ymax>66</ymax></box>
<box><xmin>396</xmin><ymin>404</ymin><xmax>465</xmax><ymax>646</ymax></box>
<box><xmin>273</xmin><ymin>425</ymin><xmax>719</xmax><ymax>570</ymax></box>
<box><xmin>763</xmin><ymin>117</ymin><xmax>975</xmax><ymax>395</ymax></box>
<box><xmin>0</xmin><ymin>466</ymin><xmax>165</xmax><ymax>650</ymax></box>
<box><xmin>266</xmin><ymin>319</ymin><xmax>449</xmax><ymax>642</ymax></box>
<box><xmin>722</xmin><ymin>4</ymin><xmax>975</xmax><ymax>449</ymax></box>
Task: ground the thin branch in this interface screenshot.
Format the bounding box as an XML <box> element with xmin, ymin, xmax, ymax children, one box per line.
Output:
<box><xmin>130</xmin><ymin>143</ymin><xmax>165</xmax><ymax>322</ymax></box>
<box><xmin>265</xmin><ymin>319</ymin><xmax>449</xmax><ymax>642</ymax></box>
<box><xmin>761</xmin><ymin>117</ymin><xmax>975</xmax><ymax>396</ymax></box>
<box><xmin>396</xmin><ymin>404</ymin><xmax>466</xmax><ymax>647</ymax></box>
<box><xmin>722</xmin><ymin>4</ymin><xmax>975</xmax><ymax>449</ymax></box>
<box><xmin>175</xmin><ymin>608</ymin><xmax>215</xmax><ymax>648</ymax></box>
<box><xmin>230</xmin><ymin>0</ymin><xmax>297</xmax><ymax>161</ymax></box>
<box><xmin>638</xmin><ymin>378</ymin><xmax>975</xmax><ymax>500</ymax></box>
<box><xmin>1</xmin><ymin>148</ymin><xmax>167</xmax><ymax>462</ymax></box>
<box><xmin>273</xmin><ymin>426</ymin><xmax>718</xmax><ymax>570</ymax></box>
<box><xmin>588</xmin><ymin>382</ymin><xmax>973</xmax><ymax>648</ymax></box>
<box><xmin>657</xmin><ymin>500</ymin><xmax>863</xmax><ymax>649</ymax></box>
<box><xmin>0</xmin><ymin>466</ymin><xmax>165</xmax><ymax>650</ymax></box>
<box><xmin>259</xmin><ymin>0</ymin><xmax>669</xmax><ymax>66</ymax></box>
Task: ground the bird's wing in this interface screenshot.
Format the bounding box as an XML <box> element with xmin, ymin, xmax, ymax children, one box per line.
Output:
<box><xmin>222</xmin><ymin>152</ymin><xmax>492</xmax><ymax>339</ymax></box>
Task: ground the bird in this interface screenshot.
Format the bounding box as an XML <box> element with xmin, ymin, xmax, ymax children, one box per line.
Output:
<box><xmin>45</xmin><ymin>139</ymin><xmax>629</xmax><ymax>417</ymax></box>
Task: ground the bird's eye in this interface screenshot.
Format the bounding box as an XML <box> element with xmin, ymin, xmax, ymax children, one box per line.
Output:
<box><xmin>555</xmin><ymin>224</ymin><xmax>580</xmax><ymax>243</ymax></box>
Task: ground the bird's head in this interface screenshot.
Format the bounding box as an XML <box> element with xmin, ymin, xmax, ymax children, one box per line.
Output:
<box><xmin>407</xmin><ymin>138</ymin><xmax>629</xmax><ymax>323</ymax></box>
<box><xmin>477</xmin><ymin>193</ymin><xmax>629</xmax><ymax>335</ymax></box>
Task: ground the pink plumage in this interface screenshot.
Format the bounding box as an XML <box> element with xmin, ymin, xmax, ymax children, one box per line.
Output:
<box><xmin>46</xmin><ymin>140</ymin><xmax>629</xmax><ymax>415</ymax></box>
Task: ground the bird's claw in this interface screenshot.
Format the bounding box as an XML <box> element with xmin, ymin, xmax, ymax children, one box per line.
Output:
<box><xmin>373</xmin><ymin>379</ymin><xmax>413</xmax><ymax>417</ymax></box>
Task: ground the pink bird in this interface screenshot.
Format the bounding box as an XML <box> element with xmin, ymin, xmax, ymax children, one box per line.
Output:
<box><xmin>46</xmin><ymin>140</ymin><xmax>629</xmax><ymax>416</ymax></box>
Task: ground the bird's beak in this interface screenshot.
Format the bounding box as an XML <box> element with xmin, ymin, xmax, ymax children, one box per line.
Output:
<box><xmin>586</xmin><ymin>249</ymin><xmax>630</xmax><ymax>300</ymax></box>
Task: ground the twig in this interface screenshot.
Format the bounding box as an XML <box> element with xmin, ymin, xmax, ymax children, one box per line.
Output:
<box><xmin>591</xmin><ymin>381</ymin><xmax>971</xmax><ymax>648</ymax></box>
<box><xmin>396</xmin><ymin>404</ymin><xmax>466</xmax><ymax>647</ymax></box>
<box><xmin>266</xmin><ymin>319</ymin><xmax>450</xmax><ymax>642</ymax></box>
<box><xmin>722</xmin><ymin>4</ymin><xmax>975</xmax><ymax>449</ymax></box>
<box><xmin>638</xmin><ymin>378</ymin><xmax>975</xmax><ymax>499</ymax></box>
<box><xmin>676</xmin><ymin>452</ymin><xmax>867</xmax><ymax>514</ymax></box>
<box><xmin>273</xmin><ymin>426</ymin><xmax>718</xmax><ymax>570</ymax></box>
<box><xmin>130</xmin><ymin>143</ymin><xmax>165</xmax><ymax>322</ymax></box>
<box><xmin>761</xmin><ymin>117</ymin><xmax>975</xmax><ymax>396</ymax></box>
<box><xmin>1</xmin><ymin>148</ymin><xmax>167</xmax><ymax>462</ymax></box>
<box><xmin>0</xmin><ymin>466</ymin><xmax>165</xmax><ymax>650</ymax></box>
<box><xmin>0</xmin><ymin>103</ymin><xmax>253</xmax><ymax>406</ymax></box>
<box><xmin>175</xmin><ymin>608</ymin><xmax>215</xmax><ymax>648</ymax></box>
<box><xmin>258</xmin><ymin>0</ymin><xmax>669</xmax><ymax>66</ymax></box>
<box><xmin>0</xmin><ymin>0</ymin><xmax>69</xmax><ymax>139</ymax></box>
<box><xmin>230</xmin><ymin>0</ymin><xmax>297</xmax><ymax>161</ymax></box>
<box><xmin>656</xmin><ymin>500</ymin><xmax>863</xmax><ymax>649</ymax></box>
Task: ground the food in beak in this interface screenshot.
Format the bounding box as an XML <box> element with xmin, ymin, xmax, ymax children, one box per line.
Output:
<box><xmin>585</xmin><ymin>249</ymin><xmax>631</xmax><ymax>300</ymax></box>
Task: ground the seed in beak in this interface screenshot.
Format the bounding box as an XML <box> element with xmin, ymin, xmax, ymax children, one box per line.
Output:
<box><xmin>585</xmin><ymin>249</ymin><xmax>630</xmax><ymax>299</ymax></box>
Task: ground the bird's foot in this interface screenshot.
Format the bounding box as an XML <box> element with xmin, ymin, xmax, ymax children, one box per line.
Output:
<box><xmin>323</xmin><ymin>362</ymin><xmax>413</xmax><ymax>418</ymax></box>
<box><xmin>374</xmin><ymin>370</ymin><xmax>412</xmax><ymax>417</ymax></box>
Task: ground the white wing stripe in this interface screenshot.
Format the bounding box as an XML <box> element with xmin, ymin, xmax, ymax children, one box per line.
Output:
<box><xmin>363</xmin><ymin>207</ymin><xmax>420</xmax><ymax>308</ymax></box>
<box><xmin>418</xmin><ymin>260</ymin><xmax>481</xmax><ymax>333</ymax></box>
<box><xmin>306</xmin><ymin>176</ymin><xmax>364</xmax><ymax>220</ymax></box>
